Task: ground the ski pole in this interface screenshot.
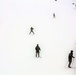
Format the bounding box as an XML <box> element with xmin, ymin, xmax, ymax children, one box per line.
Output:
<box><xmin>71</xmin><ymin>58</ymin><xmax>75</xmax><ymax>67</ymax></box>
<box><xmin>64</xmin><ymin>61</ymin><xmax>68</xmax><ymax>67</ymax></box>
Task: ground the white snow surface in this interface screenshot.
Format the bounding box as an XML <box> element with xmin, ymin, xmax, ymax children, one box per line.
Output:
<box><xmin>0</xmin><ymin>0</ymin><xmax>76</xmax><ymax>75</ymax></box>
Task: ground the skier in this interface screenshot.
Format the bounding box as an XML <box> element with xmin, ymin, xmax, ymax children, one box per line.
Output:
<box><xmin>35</xmin><ymin>44</ymin><xmax>41</xmax><ymax>58</ymax></box>
<box><xmin>68</xmin><ymin>50</ymin><xmax>75</xmax><ymax>68</ymax></box>
<box><xmin>29</xmin><ymin>27</ymin><xmax>35</xmax><ymax>34</ymax></box>
<box><xmin>53</xmin><ymin>13</ymin><xmax>56</xmax><ymax>18</ymax></box>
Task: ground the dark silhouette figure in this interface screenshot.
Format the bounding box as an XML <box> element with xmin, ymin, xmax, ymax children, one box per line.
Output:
<box><xmin>53</xmin><ymin>13</ymin><xmax>56</xmax><ymax>18</ymax></box>
<box><xmin>72</xmin><ymin>3</ymin><xmax>74</xmax><ymax>5</ymax></box>
<box><xmin>68</xmin><ymin>50</ymin><xmax>75</xmax><ymax>68</ymax></box>
<box><xmin>35</xmin><ymin>44</ymin><xmax>41</xmax><ymax>58</ymax></box>
<box><xmin>29</xmin><ymin>27</ymin><xmax>34</xmax><ymax>34</ymax></box>
<box><xmin>72</xmin><ymin>3</ymin><xmax>76</xmax><ymax>7</ymax></box>
<box><xmin>55</xmin><ymin>0</ymin><xmax>57</xmax><ymax>1</ymax></box>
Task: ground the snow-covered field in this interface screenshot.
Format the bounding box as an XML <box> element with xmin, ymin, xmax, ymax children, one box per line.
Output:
<box><xmin>0</xmin><ymin>0</ymin><xmax>76</xmax><ymax>75</ymax></box>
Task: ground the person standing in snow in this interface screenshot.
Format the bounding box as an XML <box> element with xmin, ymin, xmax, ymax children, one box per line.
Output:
<box><xmin>68</xmin><ymin>50</ymin><xmax>75</xmax><ymax>68</ymax></box>
<box><xmin>35</xmin><ymin>44</ymin><xmax>41</xmax><ymax>58</ymax></box>
<box><xmin>53</xmin><ymin>13</ymin><xmax>56</xmax><ymax>18</ymax></box>
<box><xmin>29</xmin><ymin>27</ymin><xmax>35</xmax><ymax>34</ymax></box>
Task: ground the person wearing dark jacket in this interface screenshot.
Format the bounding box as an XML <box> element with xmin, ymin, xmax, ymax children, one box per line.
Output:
<box><xmin>35</xmin><ymin>44</ymin><xmax>41</xmax><ymax>58</ymax></box>
<box><xmin>29</xmin><ymin>27</ymin><xmax>34</xmax><ymax>34</ymax></box>
<box><xmin>68</xmin><ymin>50</ymin><xmax>75</xmax><ymax>68</ymax></box>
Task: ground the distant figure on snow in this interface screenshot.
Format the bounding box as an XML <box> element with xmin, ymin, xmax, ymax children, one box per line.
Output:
<box><xmin>72</xmin><ymin>3</ymin><xmax>74</xmax><ymax>5</ymax></box>
<box><xmin>53</xmin><ymin>13</ymin><xmax>56</xmax><ymax>18</ymax></box>
<box><xmin>35</xmin><ymin>44</ymin><xmax>41</xmax><ymax>58</ymax></box>
<box><xmin>68</xmin><ymin>50</ymin><xmax>75</xmax><ymax>68</ymax></box>
<box><xmin>72</xmin><ymin>3</ymin><xmax>76</xmax><ymax>7</ymax></box>
<box><xmin>29</xmin><ymin>27</ymin><xmax>34</xmax><ymax>34</ymax></box>
<box><xmin>55</xmin><ymin>0</ymin><xmax>57</xmax><ymax>1</ymax></box>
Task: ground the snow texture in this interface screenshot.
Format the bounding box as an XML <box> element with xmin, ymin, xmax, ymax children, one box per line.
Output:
<box><xmin>0</xmin><ymin>0</ymin><xmax>76</xmax><ymax>75</ymax></box>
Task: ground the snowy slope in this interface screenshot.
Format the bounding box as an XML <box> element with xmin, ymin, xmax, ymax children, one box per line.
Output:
<box><xmin>0</xmin><ymin>0</ymin><xmax>76</xmax><ymax>75</ymax></box>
